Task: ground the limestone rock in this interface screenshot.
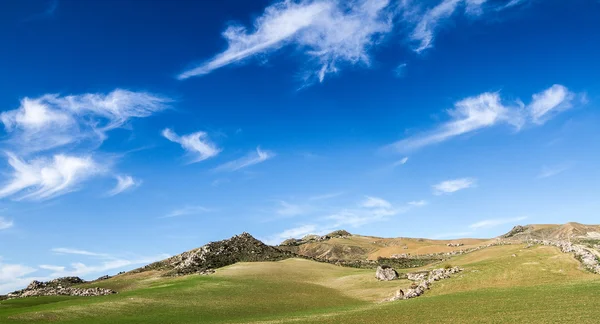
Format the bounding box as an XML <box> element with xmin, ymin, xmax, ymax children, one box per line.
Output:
<box><xmin>376</xmin><ymin>265</ymin><xmax>398</xmax><ymax>281</ymax></box>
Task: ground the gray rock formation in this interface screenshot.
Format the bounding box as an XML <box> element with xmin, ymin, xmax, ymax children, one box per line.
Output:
<box><xmin>376</xmin><ymin>265</ymin><xmax>398</xmax><ymax>281</ymax></box>
<box><xmin>7</xmin><ymin>277</ymin><xmax>116</xmax><ymax>299</ymax></box>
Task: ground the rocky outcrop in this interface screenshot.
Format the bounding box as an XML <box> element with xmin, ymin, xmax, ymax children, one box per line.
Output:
<box><xmin>279</xmin><ymin>230</ymin><xmax>351</xmax><ymax>246</ymax></box>
<box><xmin>376</xmin><ymin>265</ymin><xmax>398</xmax><ymax>281</ymax></box>
<box><xmin>135</xmin><ymin>233</ymin><xmax>293</xmax><ymax>276</ymax></box>
<box><xmin>8</xmin><ymin>287</ymin><xmax>116</xmax><ymax>299</ymax></box>
<box><xmin>530</xmin><ymin>239</ymin><xmax>600</xmax><ymax>274</ymax></box>
<box><xmin>446</xmin><ymin>243</ymin><xmax>464</xmax><ymax>247</ymax></box>
<box><xmin>387</xmin><ymin>266</ymin><xmax>463</xmax><ymax>301</ymax></box>
<box><xmin>6</xmin><ymin>277</ymin><xmax>116</xmax><ymax>299</ymax></box>
<box><xmin>503</xmin><ymin>225</ymin><xmax>531</xmax><ymax>238</ymax></box>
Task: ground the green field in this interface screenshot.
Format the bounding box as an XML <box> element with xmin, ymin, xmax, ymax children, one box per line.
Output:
<box><xmin>1</xmin><ymin>244</ymin><xmax>599</xmax><ymax>323</ymax></box>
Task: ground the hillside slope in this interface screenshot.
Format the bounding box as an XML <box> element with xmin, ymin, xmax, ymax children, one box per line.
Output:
<box><xmin>278</xmin><ymin>230</ymin><xmax>490</xmax><ymax>261</ymax></box>
<box><xmin>502</xmin><ymin>222</ymin><xmax>600</xmax><ymax>241</ymax></box>
<box><xmin>133</xmin><ymin>232</ymin><xmax>293</xmax><ymax>276</ymax></box>
<box><xmin>2</xmin><ymin>243</ymin><xmax>599</xmax><ymax>323</ymax></box>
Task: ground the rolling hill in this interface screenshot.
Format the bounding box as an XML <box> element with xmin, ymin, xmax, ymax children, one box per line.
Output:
<box><xmin>1</xmin><ymin>223</ymin><xmax>599</xmax><ymax>323</ymax></box>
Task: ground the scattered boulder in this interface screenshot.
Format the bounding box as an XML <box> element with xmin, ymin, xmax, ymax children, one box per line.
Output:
<box><xmin>96</xmin><ymin>275</ymin><xmax>111</xmax><ymax>281</ymax></box>
<box><xmin>406</xmin><ymin>271</ymin><xmax>428</xmax><ymax>281</ymax></box>
<box><xmin>376</xmin><ymin>265</ymin><xmax>398</xmax><ymax>281</ymax></box>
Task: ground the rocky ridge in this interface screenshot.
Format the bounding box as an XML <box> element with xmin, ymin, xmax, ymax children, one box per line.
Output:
<box><xmin>134</xmin><ymin>232</ymin><xmax>293</xmax><ymax>276</ymax></box>
<box><xmin>5</xmin><ymin>277</ymin><xmax>116</xmax><ymax>300</ymax></box>
<box><xmin>279</xmin><ymin>230</ymin><xmax>352</xmax><ymax>246</ymax></box>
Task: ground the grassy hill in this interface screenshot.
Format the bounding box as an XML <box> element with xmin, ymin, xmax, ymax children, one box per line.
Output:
<box><xmin>278</xmin><ymin>231</ymin><xmax>491</xmax><ymax>261</ymax></box>
<box><xmin>1</xmin><ymin>227</ymin><xmax>600</xmax><ymax>323</ymax></box>
<box><xmin>502</xmin><ymin>222</ymin><xmax>600</xmax><ymax>242</ymax></box>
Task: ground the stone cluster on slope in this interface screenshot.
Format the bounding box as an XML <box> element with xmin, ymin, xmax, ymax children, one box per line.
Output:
<box><xmin>387</xmin><ymin>266</ymin><xmax>463</xmax><ymax>301</ymax></box>
<box><xmin>530</xmin><ymin>239</ymin><xmax>600</xmax><ymax>274</ymax></box>
<box><xmin>6</xmin><ymin>277</ymin><xmax>116</xmax><ymax>299</ymax></box>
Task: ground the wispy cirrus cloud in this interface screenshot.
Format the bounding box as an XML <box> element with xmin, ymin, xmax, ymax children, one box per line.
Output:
<box><xmin>0</xmin><ymin>153</ymin><xmax>103</xmax><ymax>201</ymax></box>
<box><xmin>0</xmin><ymin>89</ymin><xmax>170</xmax><ymax>201</ymax></box>
<box><xmin>107</xmin><ymin>175</ymin><xmax>140</xmax><ymax>196</ymax></box>
<box><xmin>275</xmin><ymin>201</ymin><xmax>306</xmax><ymax>217</ymax></box>
<box><xmin>308</xmin><ymin>191</ymin><xmax>344</xmax><ymax>201</ymax></box>
<box><xmin>388</xmin><ymin>85</ymin><xmax>583</xmax><ymax>152</ymax></box>
<box><xmin>408</xmin><ymin>200</ymin><xmax>428</xmax><ymax>207</ymax></box>
<box><xmin>51</xmin><ymin>248</ymin><xmax>111</xmax><ymax>258</ymax></box>
<box><xmin>163</xmin><ymin>205</ymin><xmax>212</xmax><ymax>218</ymax></box>
<box><xmin>1</xmin><ymin>89</ymin><xmax>171</xmax><ymax>155</ymax></box>
<box><xmin>162</xmin><ymin>128</ymin><xmax>221</xmax><ymax>163</ymax></box>
<box><xmin>360</xmin><ymin>196</ymin><xmax>392</xmax><ymax>209</ymax></box>
<box><xmin>433</xmin><ymin>178</ymin><xmax>476</xmax><ymax>195</ymax></box>
<box><xmin>213</xmin><ymin>147</ymin><xmax>275</xmax><ymax>172</ymax></box>
<box><xmin>538</xmin><ymin>164</ymin><xmax>571</xmax><ymax>179</ymax></box>
<box><xmin>528</xmin><ymin>84</ymin><xmax>576</xmax><ymax>125</ymax></box>
<box><xmin>0</xmin><ymin>217</ymin><xmax>14</xmax><ymax>230</ymax></box>
<box><xmin>177</xmin><ymin>0</ymin><xmax>538</xmax><ymax>84</ymax></box>
<box><xmin>178</xmin><ymin>0</ymin><xmax>393</xmax><ymax>83</ymax></box>
<box><xmin>469</xmin><ymin>216</ymin><xmax>527</xmax><ymax>229</ymax></box>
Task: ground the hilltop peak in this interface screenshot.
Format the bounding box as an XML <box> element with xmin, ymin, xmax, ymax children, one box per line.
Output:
<box><xmin>133</xmin><ymin>233</ymin><xmax>292</xmax><ymax>276</ymax></box>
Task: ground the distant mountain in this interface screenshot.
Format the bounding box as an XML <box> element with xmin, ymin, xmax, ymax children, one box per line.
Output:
<box><xmin>502</xmin><ymin>223</ymin><xmax>600</xmax><ymax>241</ymax></box>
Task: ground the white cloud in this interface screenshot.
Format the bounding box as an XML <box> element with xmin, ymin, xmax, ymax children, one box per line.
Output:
<box><xmin>162</xmin><ymin>128</ymin><xmax>221</xmax><ymax>163</ymax></box>
<box><xmin>538</xmin><ymin>164</ymin><xmax>571</xmax><ymax>179</ymax></box>
<box><xmin>308</xmin><ymin>192</ymin><xmax>344</xmax><ymax>201</ymax></box>
<box><xmin>163</xmin><ymin>205</ymin><xmax>211</xmax><ymax>218</ymax></box>
<box><xmin>433</xmin><ymin>178</ymin><xmax>476</xmax><ymax>195</ymax></box>
<box><xmin>1</xmin><ymin>89</ymin><xmax>170</xmax><ymax>154</ymax></box>
<box><xmin>361</xmin><ymin>196</ymin><xmax>392</xmax><ymax>209</ymax></box>
<box><xmin>177</xmin><ymin>0</ymin><xmax>393</xmax><ymax>84</ymax></box>
<box><xmin>51</xmin><ymin>248</ymin><xmax>110</xmax><ymax>258</ymax></box>
<box><xmin>276</xmin><ymin>201</ymin><xmax>305</xmax><ymax>217</ymax></box>
<box><xmin>0</xmin><ymin>217</ymin><xmax>13</xmax><ymax>230</ymax></box>
<box><xmin>394</xmin><ymin>63</ymin><xmax>407</xmax><ymax>78</ymax></box>
<box><xmin>501</xmin><ymin>0</ymin><xmax>527</xmax><ymax>10</ymax></box>
<box><xmin>393</xmin><ymin>157</ymin><xmax>409</xmax><ymax>167</ymax></box>
<box><xmin>469</xmin><ymin>216</ymin><xmax>527</xmax><ymax>229</ymax></box>
<box><xmin>408</xmin><ymin>200</ymin><xmax>428</xmax><ymax>207</ymax></box>
<box><xmin>39</xmin><ymin>265</ymin><xmax>65</xmax><ymax>272</ymax></box>
<box><xmin>390</xmin><ymin>92</ymin><xmax>523</xmax><ymax>152</ymax></box>
<box><xmin>410</xmin><ymin>0</ymin><xmax>462</xmax><ymax>53</ymax></box>
<box><xmin>213</xmin><ymin>147</ymin><xmax>275</xmax><ymax>172</ymax></box>
<box><xmin>0</xmin><ymin>153</ymin><xmax>102</xmax><ymax>201</ymax></box>
<box><xmin>388</xmin><ymin>85</ymin><xmax>581</xmax><ymax>152</ymax></box>
<box><xmin>0</xmin><ymin>262</ymin><xmax>37</xmax><ymax>292</ymax></box>
<box><xmin>528</xmin><ymin>84</ymin><xmax>575</xmax><ymax>124</ymax></box>
<box><xmin>107</xmin><ymin>175</ymin><xmax>140</xmax><ymax>196</ymax></box>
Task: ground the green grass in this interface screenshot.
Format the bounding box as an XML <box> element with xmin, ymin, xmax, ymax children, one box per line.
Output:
<box><xmin>2</xmin><ymin>245</ymin><xmax>599</xmax><ymax>323</ymax></box>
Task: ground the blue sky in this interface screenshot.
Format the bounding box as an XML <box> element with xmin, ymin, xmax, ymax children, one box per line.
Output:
<box><xmin>0</xmin><ymin>0</ymin><xmax>599</xmax><ymax>293</ymax></box>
